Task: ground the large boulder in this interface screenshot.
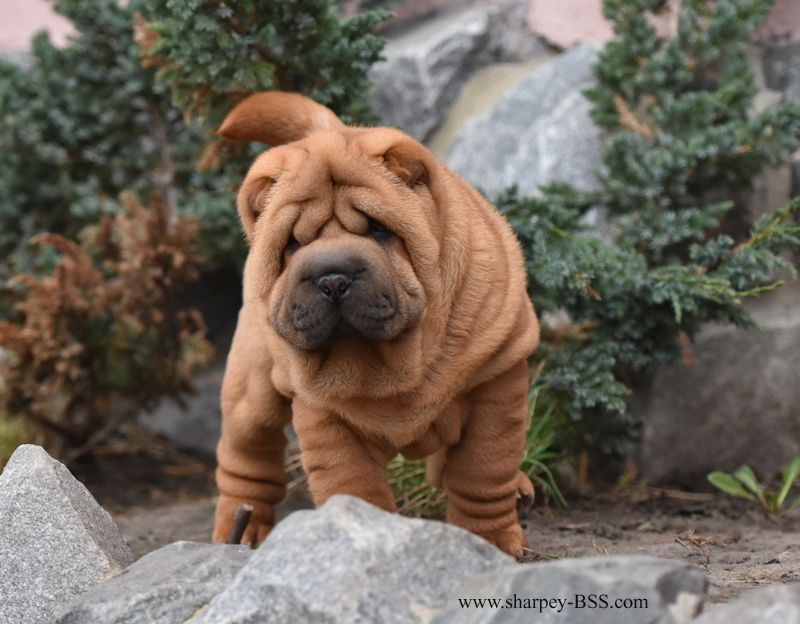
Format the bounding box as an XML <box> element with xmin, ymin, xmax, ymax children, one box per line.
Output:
<box><xmin>0</xmin><ymin>445</ymin><xmax>133</xmax><ymax>624</ymax></box>
<box><xmin>444</xmin><ymin>45</ymin><xmax>602</xmax><ymax>198</ymax></box>
<box><xmin>198</xmin><ymin>495</ymin><xmax>514</xmax><ymax>624</ymax></box>
<box><xmin>433</xmin><ymin>555</ymin><xmax>707</xmax><ymax>624</ymax></box>
<box><xmin>138</xmin><ymin>361</ymin><xmax>224</xmax><ymax>457</ymax></box>
<box><xmin>694</xmin><ymin>583</ymin><xmax>800</xmax><ymax>624</ymax></box>
<box><xmin>370</xmin><ymin>0</ymin><xmax>547</xmax><ymax>142</ymax></box>
<box><xmin>638</xmin><ymin>282</ymin><xmax>800</xmax><ymax>487</ymax></box>
<box><xmin>56</xmin><ymin>541</ymin><xmax>251</xmax><ymax>624</ymax></box>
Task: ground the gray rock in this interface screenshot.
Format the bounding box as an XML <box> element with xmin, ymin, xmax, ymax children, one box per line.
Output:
<box><xmin>639</xmin><ymin>281</ymin><xmax>800</xmax><ymax>487</ymax></box>
<box><xmin>139</xmin><ymin>362</ymin><xmax>223</xmax><ymax>457</ymax></box>
<box><xmin>762</xmin><ymin>41</ymin><xmax>800</xmax><ymax>101</ymax></box>
<box><xmin>741</xmin><ymin>162</ymin><xmax>793</xmax><ymax>226</ymax></box>
<box><xmin>198</xmin><ymin>495</ymin><xmax>514</xmax><ymax>624</ymax></box>
<box><xmin>56</xmin><ymin>541</ymin><xmax>251</xmax><ymax>624</ymax></box>
<box><xmin>794</xmin><ymin>157</ymin><xmax>800</xmax><ymax>199</ymax></box>
<box><xmin>445</xmin><ymin>45</ymin><xmax>602</xmax><ymax>199</ymax></box>
<box><xmin>694</xmin><ymin>583</ymin><xmax>800</xmax><ymax>624</ymax></box>
<box><xmin>0</xmin><ymin>445</ymin><xmax>133</xmax><ymax>624</ymax></box>
<box><xmin>484</xmin><ymin>0</ymin><xmax>549</xmax><ymax>63</ymax></box>
<box><xmin>371</xmin><ymin>0</ymin><xmax>547</xmax><ymax>142</ymax></box>
<box><xmin>371</xmin><ymin>6</ymin><xmax>490</xmax><ymax>142</ymax></box>
<box><xmin>434</xmin><ymin>555</ymin><xmax>707</xmax><ymax>624</ymax></box>
<box><xmin>759</xmin><ymin>40</ymin><xmax>800</xmax><ymax>208</ymax></box>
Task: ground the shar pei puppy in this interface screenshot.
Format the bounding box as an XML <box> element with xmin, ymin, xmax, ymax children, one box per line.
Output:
<box><xmin>211</xmin><ymin>92</ymin><xmax>540</xmax><ymax>557</ymax></box>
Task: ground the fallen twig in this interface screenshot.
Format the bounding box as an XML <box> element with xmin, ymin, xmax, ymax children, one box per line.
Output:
<box><xmin>227</xmin><ymin>504</ymin><xmax>254</xmax><ymax>545</ymax></box>
<box><xmin>648</xmin><ymin>487</ymin><xmax>716</xmax><ymax>502</ymax></box>
<box><xmin>61</xmin><ymin>408</ymin><xmax>137</xmax><ymax>466</ymax></box>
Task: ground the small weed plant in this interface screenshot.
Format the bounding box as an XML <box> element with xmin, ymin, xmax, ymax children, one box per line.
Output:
<box><xmin>708</xmin><ymin>457</ymin><xmax>800</xmax><ymax>514</ymax></box>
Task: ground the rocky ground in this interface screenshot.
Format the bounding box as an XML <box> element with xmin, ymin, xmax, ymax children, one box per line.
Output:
<box><xmin>74</xmin><ymin>434</ymin><xmax>800</xmax><ymax>605</ymax></box>
<box><xmin>3</xmin><ymin>2</ymin><xmax>799</xmax><ymax>622</ymax></box>
<box><xmin>111</xmin><ymin>486</ymin><xmax>800</xmax><ymax>604</ymax></box>
<box><xmin>3</xmin><ymin>443</ymin><xmax>799</xmax><ymax>623</ymax></box>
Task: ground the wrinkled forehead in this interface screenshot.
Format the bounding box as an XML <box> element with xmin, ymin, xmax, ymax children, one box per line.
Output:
<box><xmin>243</xmin><ymin>127</ymin><xmax>442</xmax><ymax>293</ymax></box>
<box><xmin>258</xmin><ymin>129</ymin><xmax>388</xmax><ymax>197</ymax></box>
<box><xmin>253</xmin><ymin>130</ymin><xmax>418</xmax><ymax>239</ymax></box>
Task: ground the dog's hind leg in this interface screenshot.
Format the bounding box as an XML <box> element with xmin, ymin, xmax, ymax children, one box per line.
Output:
<box><xmin>425</xmin><ymin>448</ymin><xmax>447</xmax><ymax>489</ymax></box>
<box><xmin>516</xmin><ymin>470</ymin><xmax>535</xmax><ymax>514</ymax></box>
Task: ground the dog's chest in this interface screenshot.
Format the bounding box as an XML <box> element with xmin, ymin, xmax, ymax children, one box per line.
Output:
<box><xmin>393</xmin><ymin>400</ymin><xmax>463</xmax><ymax>458</ymax></box>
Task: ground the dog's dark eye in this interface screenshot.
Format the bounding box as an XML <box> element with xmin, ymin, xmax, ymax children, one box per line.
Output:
<box><xmin>285</xmin><ymin>235</ymin><xmax>301</xmax><ymax>254</ymax></box>
<box><xmin>367</xmin><ymin>218</ymin><xmax>393</xmax><ymax>242</ymax></box>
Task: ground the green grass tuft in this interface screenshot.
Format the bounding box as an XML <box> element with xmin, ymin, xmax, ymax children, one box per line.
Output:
<box><xmin>388</xmin><ymin>384</ymin><xmax>566</xmax><ymax>517</ymax></box>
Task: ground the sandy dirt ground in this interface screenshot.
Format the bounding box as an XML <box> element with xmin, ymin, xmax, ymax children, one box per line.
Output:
<box><xmin>89</xmin><ymin>440</ymin><xmax>798</xmax><ymax>606</ymax></box>
<box><xmin>112</xmin><ymin>493</ymin><xmax>800</xmax><ymax>604</ymax></box>
<box><xmin>520</xmin><ymin>494</ymin><xmax>800</xmax><ymax>604</ymax></box>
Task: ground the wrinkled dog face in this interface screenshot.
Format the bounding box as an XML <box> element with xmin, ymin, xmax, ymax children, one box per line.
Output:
<box><xmin>269</xmin><ymin>205</ymin><xmax>426</xmax><ymax>350</ymax></box>
<box><xmin>220</xmin><ymin>93</ymin><xmax>433</xmax><ymax>353</ymax></box>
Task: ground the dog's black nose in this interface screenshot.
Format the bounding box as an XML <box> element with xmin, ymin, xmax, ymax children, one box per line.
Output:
<box><xmin>316</xmin><ymin>273</ymin><xmax>352</xmax><ymax>302</ymax></box>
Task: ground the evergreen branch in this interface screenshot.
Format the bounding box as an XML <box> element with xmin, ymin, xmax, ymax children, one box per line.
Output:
<box><xmin>613</xmin><ymin>95</ymin><xmax>653</xmax><ymax>139</ymax></box>
<box><xmin>737</xmin><ymin>280</ymin><xmax>785</xmax><ymax>299</ymax></box>
<box><xmin>734</xmin><ymin>197</ymin><xmax>800</xmax><ymax>255</ymax></box>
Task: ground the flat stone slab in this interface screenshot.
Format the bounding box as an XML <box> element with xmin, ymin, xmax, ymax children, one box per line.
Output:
<box><xmin>56</xmin><ymin>541</ymin><xmax>251</xmax><ymax>624</ymax></box>
<box><xmin>694</xmin><ymin>583</ymin><xmax>800</xmax><ymax>623</ymax></box>
<box><xmin>433</xmin><ymin>555</ymin><xmax>707</xmax><ymax>623</ymax></box>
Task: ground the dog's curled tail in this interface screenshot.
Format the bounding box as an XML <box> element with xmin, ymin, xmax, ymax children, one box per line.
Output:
<box><xmin>217</xmin><ymin>91</ymin><xmax>345</xmax><ymax>147</ymax></box>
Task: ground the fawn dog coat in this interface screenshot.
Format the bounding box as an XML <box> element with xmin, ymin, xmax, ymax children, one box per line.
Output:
<box><xmin>212</xmin><ymin>92</ymin><xmax>539</xmax><ymax>556</ymax></box>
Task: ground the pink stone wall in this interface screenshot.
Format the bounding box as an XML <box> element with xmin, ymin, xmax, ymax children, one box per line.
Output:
<box><xmin>528</xmin><ymin>0</ymin><xmax>613</xmax><ymax>48</ymax></box>
<box><xmin>0</xmin><ymin>0</ymin><xmax>468</xmax><ymax>50</ymax></box>
<box><xmin>2</xmin><ymin>0</ymin><xmax>798</xmax><ymax>55</ymax></box>
<box><xmin>758</xmin><ymin>0</ymin><xmax>800</xmax><ymax>40</ymax></box>
<box><xmin>0</xmin><ymin>0</ymin><xmax>74</xmax><ymax>52</ymax></box>
<box><xmin>529</xmin><ymin>0</ymin><xmax>800</xmax><ymax>49</ymax></box>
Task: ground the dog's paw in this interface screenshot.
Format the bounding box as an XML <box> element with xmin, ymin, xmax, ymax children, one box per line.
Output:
<box><xmin>212</xmin><ymin>495</ymin><xmax>274</xmax><ymax>547</ymax></box>
<box><xmin>481</xmin><ymin>523</ymin><xmax>528</xmax><ymax>559</ymax></box>
<box><xmin>515</xmin><ymin>471</ymin><xmax>535</xmax><ymax>515</ymax></box>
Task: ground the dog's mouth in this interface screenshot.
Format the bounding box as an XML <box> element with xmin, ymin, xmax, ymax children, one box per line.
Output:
<box><xmin>273</xmin><ymin>289</ymin><xmax>405</xmax><ymax>351</ymax></box>
<box><xmin>270</xmin><ymin>242</ymin><xmax>426</xmax><ymax>352</ymax></box>
<box><xmin>327</xmin><ymin>317</ymin><xmax>361</xmax><ymax>343</ymax></box>
<box><xmin>316</xmin><ymin>316</ymin><xmax>376</xmax><ymax>349</ymax></box>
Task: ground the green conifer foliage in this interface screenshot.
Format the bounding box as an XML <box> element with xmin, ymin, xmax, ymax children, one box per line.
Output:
<box><xmin>0</xmin><ymin>0</ymin><xmax>389</xmax><ymax>270</ymax></box>
<box><xmin>0</xmin><ymin>0</ymin><xmax>198</xmax><ymax>256</ymax></box>
<box><xmin>137</xmin><ymin>0</ymin><xmax>389</xmax><ymax>131</ymax></box>
<box><xmin>503</xmin><ymin>0</ymin><xmax>800</xmax><ymax>457</ymax></box>
<box><xmin>0</xmin><ymin>0</ymin><xmax>391</xmax><ymax>454</ymax></box>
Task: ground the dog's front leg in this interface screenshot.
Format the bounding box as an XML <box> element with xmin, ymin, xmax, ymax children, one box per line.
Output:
<box><xmin>442</xmin><ymin>360</ymin><xmax>530</xmax><ymax>558</ymax></box>
<box><xmin>212</xmin><ymin>308</ymin><xmax>291</xmax><ymax>546</ymax></box>
<box><xmin>292</xmin><ymin>398</ymin><xmax>397</xmax><ymax>512</ymax></box>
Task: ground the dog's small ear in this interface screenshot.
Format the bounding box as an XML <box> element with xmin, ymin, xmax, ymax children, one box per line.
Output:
<box><xmin>217</xmin><ymin>91</ymin><xmax>344</xmax><ymax>146</ymax></box>
<box><xmin>237</xmin><ymin>174</ymin><xmax>275</xmax><ymax>243</ymax></box>
<box><xmin>382</xmin><ymin>142</ymin><xmax>428</xmax><ymax>187</ymax></box>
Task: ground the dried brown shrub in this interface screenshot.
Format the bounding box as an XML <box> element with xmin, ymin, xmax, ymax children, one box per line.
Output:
<box><xmin>0</xmin><ymin>192</ymin><xmax>212</xmax><ymax>455</ymax></box>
